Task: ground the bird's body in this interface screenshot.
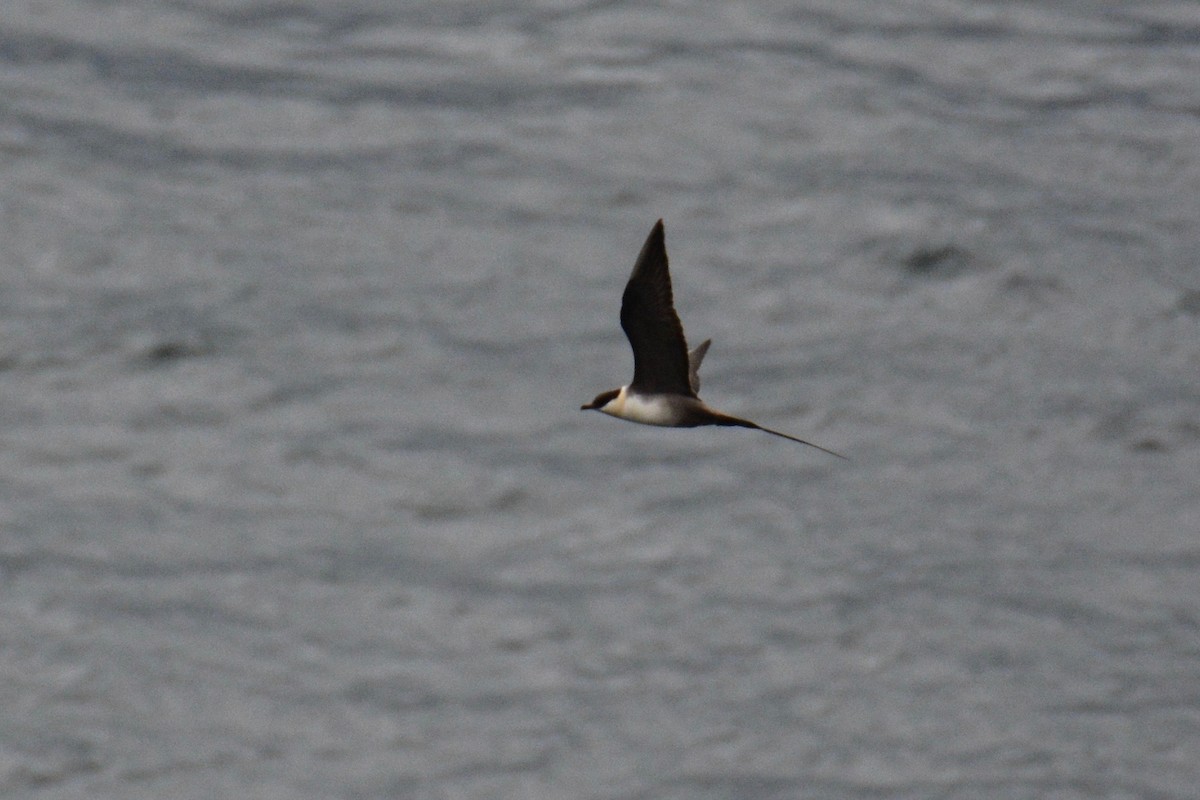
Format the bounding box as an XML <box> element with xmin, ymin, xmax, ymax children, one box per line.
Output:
<box><xmin>581</xmin><ymin>219</ymin><xmax>844</xmax><ymax>459</ymax></box>
<box><xmin>594</xmin><ymin>386</ymin><xmax>677</xmax><ymax>426</ymax></box>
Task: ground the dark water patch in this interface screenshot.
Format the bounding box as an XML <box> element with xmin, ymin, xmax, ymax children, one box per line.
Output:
<box><xmin>1176</xmin><ymin>289</ymin><xmax>1200</xmax><ymax>316</ymax></box>
<box><xmin>902</xmin><ymin>243</ymin><xmax>973</xmax><ymax>279</ymax></box>
<box><xmin>142</xmin><ymin>339</ymin><xmax>210</xmax><ymax>363</ymax></box>
<box><xmin>1125</xmin><ymin>19</ymin><xmax>1200</xmax><ymax>47</ymax></box>
<box><xmin>0</xmin><ymin>30</ymin><xmax>86</xmax><ymax>68</ymax></box>
<box><xmin>341</xmin><ymin>675</ymin><xmax>442</xmax><ymax>712</ymax></box>
<box><xmin>193</xmin><ymin>4</ymin><xmax>390</xmax><ymax>37</ymax></box>
<box><xmin>663</xmin><ymin>773</ymin><xmax>799</xmax><ymax>800</ymax></box>
<box><xmin>128</xmin><ymin>401</ymin><xmax>229</xmax><ymax>430</ymax></box>
<box><xmin>1129</xmin><ymin>436</ymin><xmax>1168</xmax><ymax>453</ymax></box>
<box><xmin>5</xmin><ymin>734</ymin><xmax>102</xmax><ymax>790</ymax></box>
<box><xmin>1091</xmin><ymin>405</ymin><xmax>1180</xmax><ymax>453</ymax></box>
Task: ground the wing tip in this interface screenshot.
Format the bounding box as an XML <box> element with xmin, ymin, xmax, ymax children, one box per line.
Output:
<box><xmin>649</xmin><ymin>218</ymin><xmax>664</xmax><ymax>242</ymax></box>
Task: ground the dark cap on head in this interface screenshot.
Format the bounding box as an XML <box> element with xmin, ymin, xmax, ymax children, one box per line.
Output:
<box><xmin>581</xmin><ymin>388</ymin><xmax>620</xmax><ymax>411</ymax></box>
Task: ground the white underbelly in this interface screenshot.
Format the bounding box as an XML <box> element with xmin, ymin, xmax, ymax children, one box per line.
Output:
<box><xmin>605</xmin><ymin>390</ymin><xmax>680</xmax><ymax>426</ymax></box>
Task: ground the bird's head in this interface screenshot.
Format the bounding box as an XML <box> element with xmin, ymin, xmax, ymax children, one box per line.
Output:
<box><xmin>581</xmin><ymin>388</ymin><xmax>621</xmax><ymax>413</ymax></box>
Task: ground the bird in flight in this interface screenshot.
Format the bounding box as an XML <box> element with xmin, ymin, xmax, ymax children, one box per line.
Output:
<box><xmin>581</xmin><ymin>219</ymin><xmax>845</xmax><ymax>459</ymax></box>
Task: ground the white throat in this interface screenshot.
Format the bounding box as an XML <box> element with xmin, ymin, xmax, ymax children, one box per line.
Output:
<box><xmin>600</xmin><ymin>386</ymin><xmax>679</xmax><ymax>427</ymax></box>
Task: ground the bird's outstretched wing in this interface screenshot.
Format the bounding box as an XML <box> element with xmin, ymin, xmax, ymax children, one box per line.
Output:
<box><xmin>619</xmin><ymin>220</ymin><xmax>695</xmax><ymax>397</ymax></box>
<box><xmin>688</xmin><ymin>339</ymin><xmax>711</xmax><ymax>395</ymax></box>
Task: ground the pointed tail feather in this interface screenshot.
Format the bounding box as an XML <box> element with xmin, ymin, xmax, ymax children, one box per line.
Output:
<box><xmin>752</xmin><ymin>423</ymin><xmax>848</xmax><ymax>459</ymax></box>
<box><xmin>712</xmin><ymin>413</ymin><xmax>847</xmax><ymax>459</ymax></box>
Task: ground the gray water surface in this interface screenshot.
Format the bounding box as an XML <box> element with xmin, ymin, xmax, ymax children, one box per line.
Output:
<box><xmin>2</xmin><ymin>2</ymin><xmax>1199</xmax><ymax>798</ymax></box>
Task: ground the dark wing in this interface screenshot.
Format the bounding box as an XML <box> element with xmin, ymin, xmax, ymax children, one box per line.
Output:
<box><xmin>619</xmin><ymin>219</ymin><xmax>695</xmax><ymax>397</ymax></box>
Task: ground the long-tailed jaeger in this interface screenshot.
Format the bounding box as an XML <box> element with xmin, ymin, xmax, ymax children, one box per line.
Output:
<box><xmin>581</xmin><ymin>219</ymin><xmax>845</xmax><ymax>459</ymax></box>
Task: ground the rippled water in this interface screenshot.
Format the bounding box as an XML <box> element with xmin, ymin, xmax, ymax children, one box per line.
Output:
<box><xmin>2</xmin><ymin>2</ymin><xmax>1199</xmax><ymax>798</ymax></box>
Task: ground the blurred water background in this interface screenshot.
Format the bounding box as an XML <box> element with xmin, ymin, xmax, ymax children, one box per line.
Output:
<box><xmin>2</xmin><ymin>2</ymin><xmax>1199</xmax><ymax>798</ymax></box>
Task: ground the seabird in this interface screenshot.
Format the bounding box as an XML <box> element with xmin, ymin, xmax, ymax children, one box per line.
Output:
<box><xmin>582</xmin><ymin>219</ymin><xmax>845</xmax><ymax>459</ymax></box>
